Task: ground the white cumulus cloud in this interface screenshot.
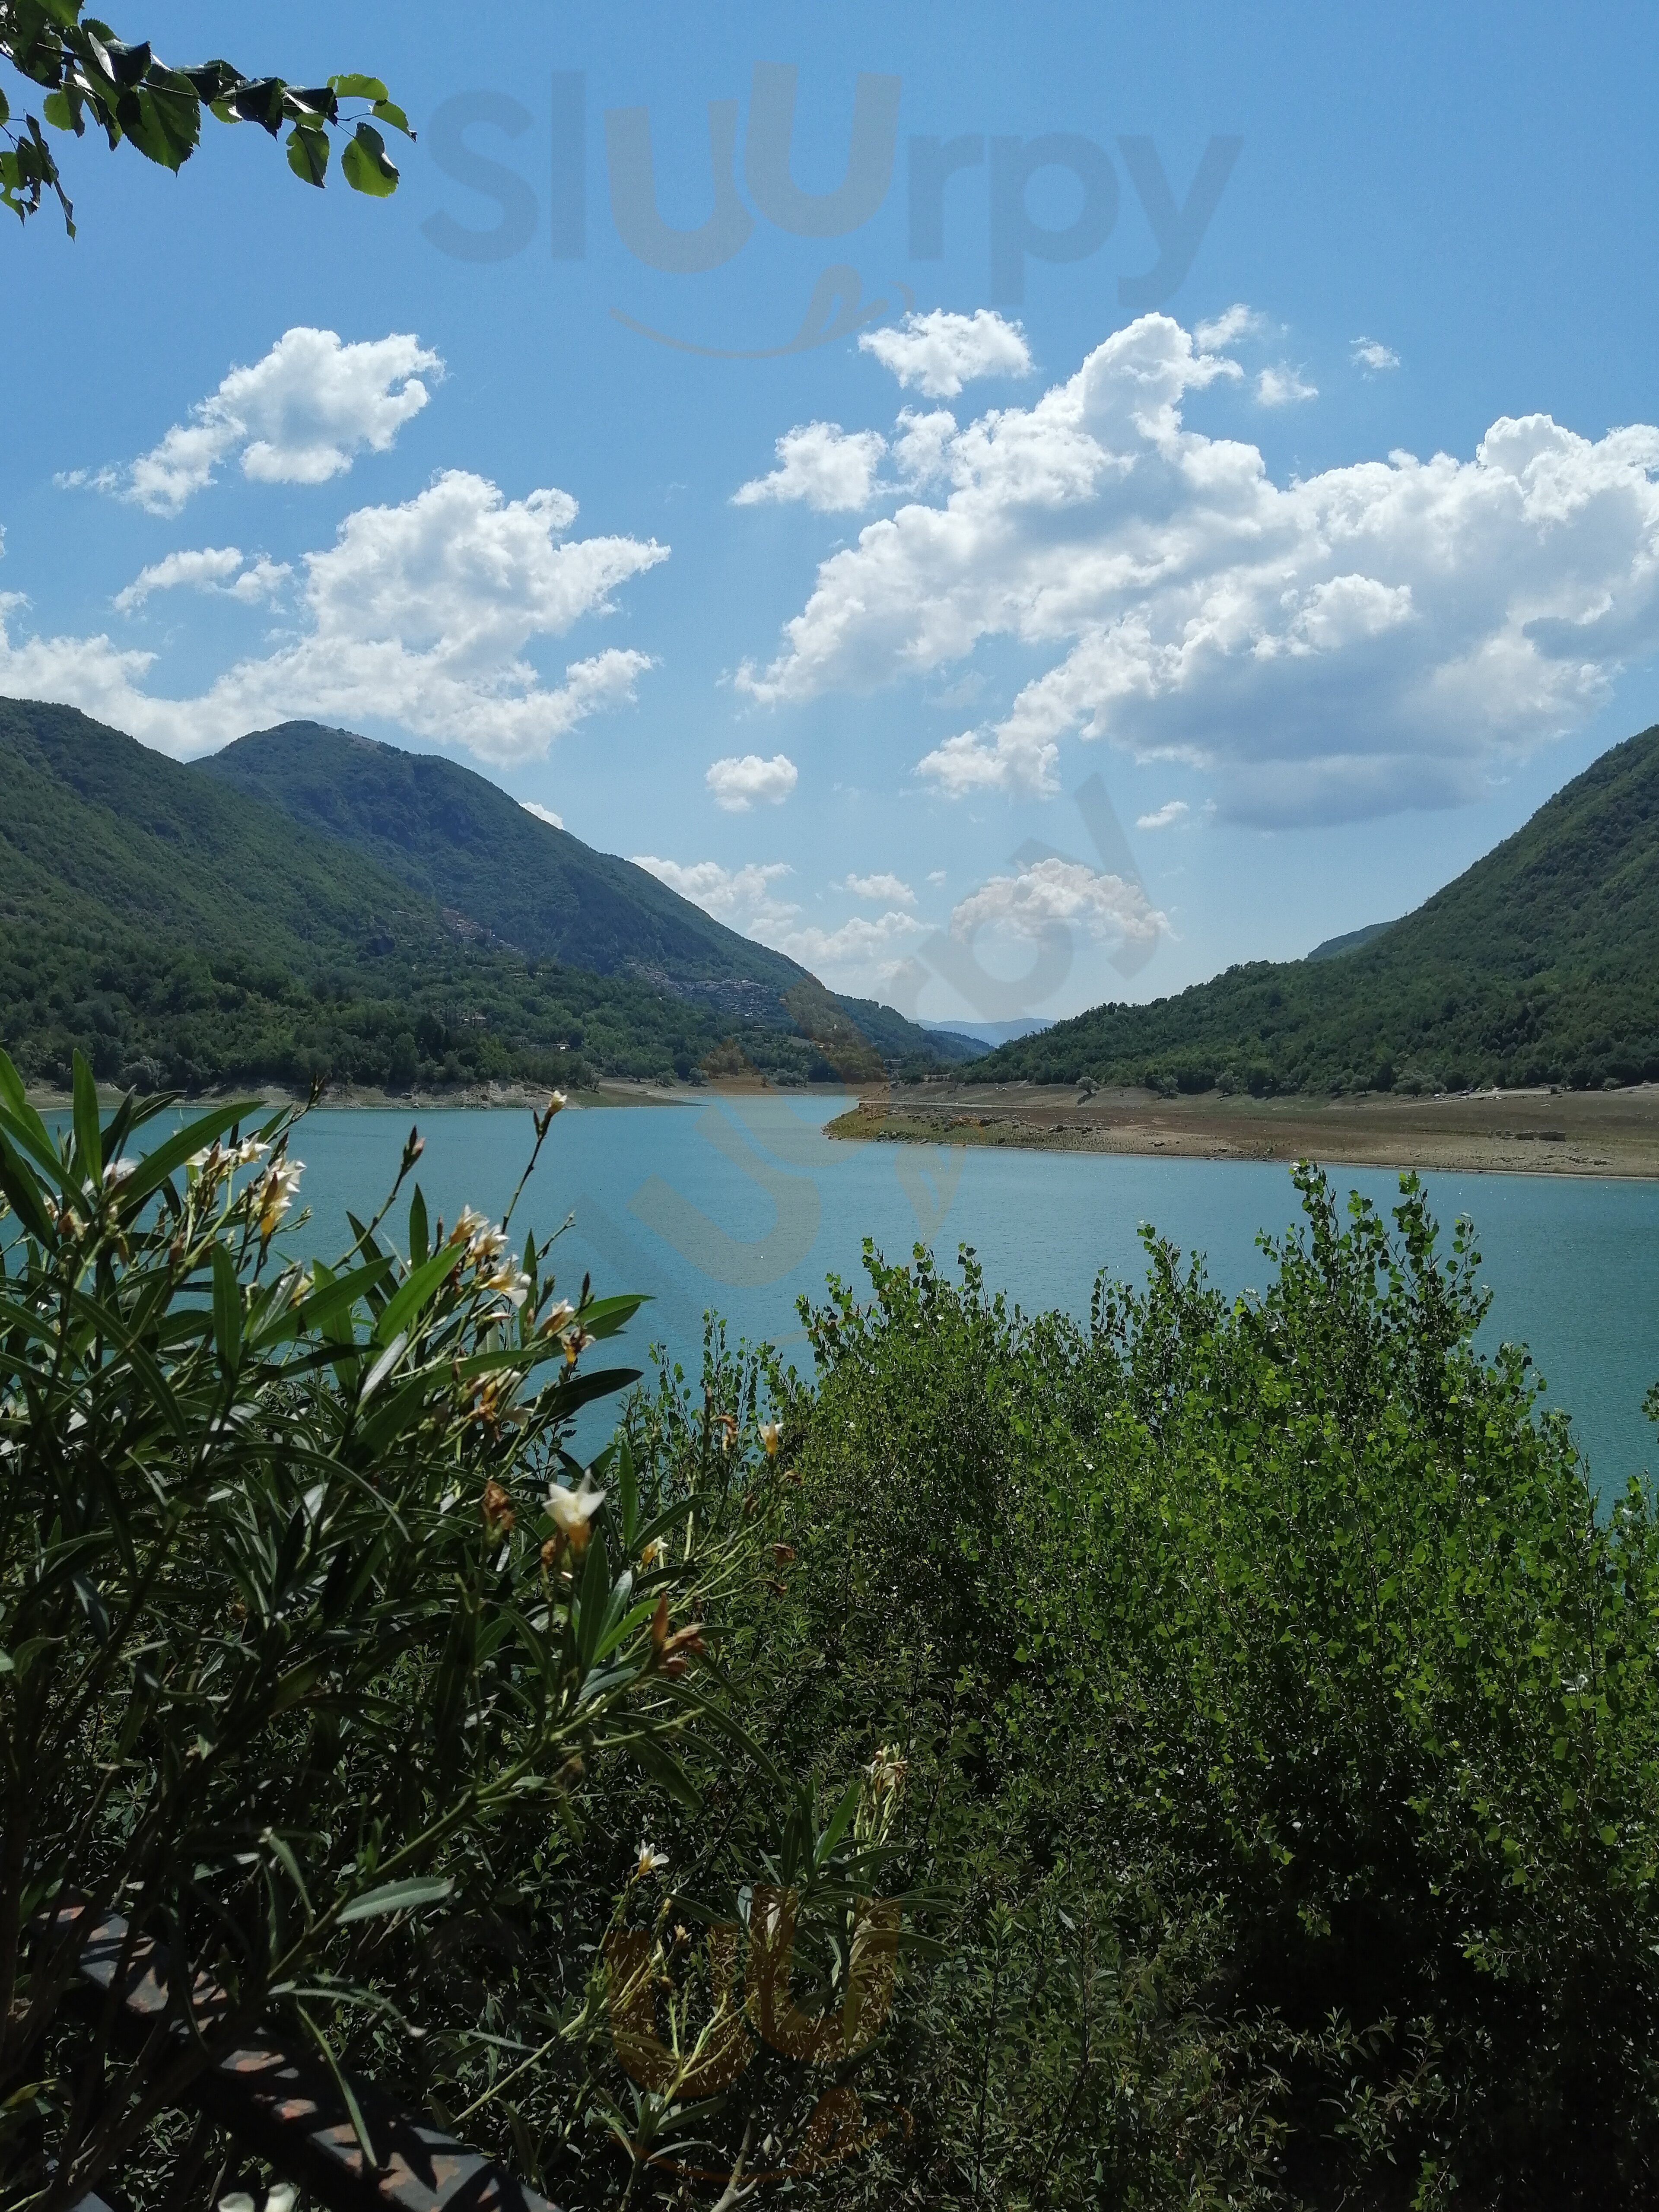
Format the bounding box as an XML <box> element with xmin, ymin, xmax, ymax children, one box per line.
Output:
<box><xmin>951</xmin><ymin>859</ymin><xmax>1165</xmax><ymax>947</ymax></box>
<box><xmin>859</xmin><ymin>309</ymin><xmax>1032</xmax><ymax>399</ymax></box>
<box><xmin>731</xmin><ymin>423</ymin><xmax>888</xmax><ymax>512</ymax></box>
<box><xmin>630</xmin><ymin>853</ymin><xmax>923</xmax><ymax>989</ymax></box>
<box><xmin>105</xmin><ymin>329</ymin><xmax>442</xmax><ymax>513</ymax></box>
<box><xmin>521</xmin><ymin>800</ymin><xmax>565</xmax><ymax>830</ymax></box>
<box><xmin>776</xmin><ymin>908</ymin><xmax>925</xmax><ymax>982</ymax></box>
<box><xmin>1352</xmin><ymin>336</ymin><xmax>1402</xmax><ymax>373</ymax></box>
<box><xmin>1194</xmin><ymin>303</ymin><xmax>1268</xmax><ymax>350</ymax></box>
<box><xmin>735</xmin><ymin>312</ymin><xmax>1659</xmax><ymax>825</ymax></box>
<box><xmin>1</xmin><ymin>470</ymin><xmax>666</xmax><ymax>765</ymax></box>
<box><xmin>890</xmin><ymin>408</ymin><xmax>961</xmax><ymax>492</ymax></box>
<box><xmin>705</xmin><ymin>752</ymin><xmax>798</xmax><ymax>811</ymax></box>
<box><xmin>113</xmin><ymin>547</ymin><xmax>291</xmax><ymax>612</ymax></box>
<box><xmin>844</xmin><ymin>870</ymin><xmax>915</xmax><ymax>904</ymax></box>
<box><xmin>632</xmin><ymin>856</ymin><xmax>798</xmax><ymax>930</ymax></box>
<box><xmin>1136</xmin><ymin>799</ymin><xmax>1189</xmax><ymax>830</ymax></box>
<box><xmin>1256</xmin><ymin>363</ymin><xmax>1318</xmax><ymax>407</ymax></box>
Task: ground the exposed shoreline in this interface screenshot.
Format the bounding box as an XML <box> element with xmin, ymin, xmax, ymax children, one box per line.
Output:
<box><xmin>26</xmin><ymin>1074</ymin><xmax>1659</xmax><ymax>1177</ymax></box>
<box><xmin>825</xmin><ymin>1081</ymin><xmax>1659</xmax><ymax>1180</ymax></box>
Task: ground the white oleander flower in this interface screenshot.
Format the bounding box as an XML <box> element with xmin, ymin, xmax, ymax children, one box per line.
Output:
<box><xmin>253</xmin><ymin>1157</ymin><xmax>303</xmax><ymax>1237</ymax></box>
<box><xmin>483</xmin><ymin>1262</ymin><xmax>533</xmax><ymax>1310</ymax></box>
<box><xmin>547</xmin><ymin>1478</ymin><xmax>606</xmax><ymax>1555</ymax></box>
<box><xmin>467</xmin><ymin>1219</ymin><xmax>509</xmax><ymax>1268</ymax></box>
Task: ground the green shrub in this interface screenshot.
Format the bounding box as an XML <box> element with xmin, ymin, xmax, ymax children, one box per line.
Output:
<box><xmin>673</xmin><ymin>1166</ymin><xmax>1659</xmax><ymax>2207</ymax></box>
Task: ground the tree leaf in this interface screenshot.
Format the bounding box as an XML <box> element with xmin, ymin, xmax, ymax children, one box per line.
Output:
<box><xmin>0</xmin><ymin>1131</ymin><xmax>55</xmax><ymax>1246</ymax></box>
<box><xmin>0</xmin><ymin>1050</ymin><xmax>62</xmax><ymax>1176</ymax></box>
<box><xmin>295</xmin><ymin>1256</ymin><xmax>394</xmax><ymax>1338</ymax></box>
<box><xmin>297</xmin><ymin>2005</ymin><xmax>377</xmax><ymax>2170</ymax></box>
<box><xmin>71</xmin><ymin>1049</ymin><xmax>102</xmax><ymax>1184</ymax></box>
<box><xmin>626</xmin><ymin>1734</ymin><xmax>704</xmax><ymax>1815</ymax></box>
<box><xmin>230</xmin><ymin>76</ymin><xmax>285</xmax><ymax>133</ymax></box>
<box><xmin>337</xmin><ymin>1875</ymin><xmax>453</xmax><ymax>1923</ymax></box>
<box><xmin>286</xmin><ymin>118</ymin><xmax>328</xmax><ymax>186</ymax></box>
<box><xmin>211</xmin><ymin>1243</ymin><xmax>242</xmax><ymax>1373</ymax></box>
<box><xmin>341</xmin><ymin>119</ymin><xmax>397</xmax><ymax>197</ymax></box>
<box><xmin>358</xmin><ymin>1330</ymin><xmax>407</xmax><ymax>1405</ymax></box>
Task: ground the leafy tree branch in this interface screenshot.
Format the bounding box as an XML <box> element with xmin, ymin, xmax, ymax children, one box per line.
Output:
<box><xmin>0</xmin><ymin>0</ymin><xmax>410</xmax><ymax>232</ymax></box>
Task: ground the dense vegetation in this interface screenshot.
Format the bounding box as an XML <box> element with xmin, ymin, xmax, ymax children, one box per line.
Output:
<box><xmin>688</xmin><ymin>1178</ymin><xmax>1659</xmax><ymax>2207</ymax></box>
<box><xmin>6</xmin><ymin>1053</ymin><xmax>1656</xmax><ymax>2208</ymax></box>
<box><xmin>0</xmin><ymin>699</ymin><xmax>961</xmax><ymax>1093</ymax></box>
<box><xmin>984</xmin><ymin>722</ymin><xmax>1659</xmax><ymax>1096</ymax></box>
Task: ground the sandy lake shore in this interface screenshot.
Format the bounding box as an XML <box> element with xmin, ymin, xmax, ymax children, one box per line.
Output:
<box><xmin>826</xmin><ymin>1081</ymin><xmax>1659</xmax><ymax>1180</ymax></box>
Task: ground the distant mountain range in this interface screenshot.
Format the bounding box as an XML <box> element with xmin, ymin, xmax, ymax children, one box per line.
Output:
<box><xmin>925</xmin><ymin>1017</ymin><xmax>1054</xmax><ymax>1048</ymax></box>
<box><xmin>22</xmin><ymin>693</ymin><xmax>1649</xmax><ymax>1107</ymax></box>
<box><xmin>980</xmin><ymin>722</ymin><xmax>1659</xmax><ymax>1095</ymax></box>
<box><xmin>0</xmin><ymin>699</ymin><xmax>972</xmax><ymax>1093</ymax></box>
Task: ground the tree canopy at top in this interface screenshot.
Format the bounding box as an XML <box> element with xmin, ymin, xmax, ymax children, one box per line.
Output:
<box><xmin>0</xmin><ymin>0</ymin><xmax>408</xmax><ymax>232</ymax></box>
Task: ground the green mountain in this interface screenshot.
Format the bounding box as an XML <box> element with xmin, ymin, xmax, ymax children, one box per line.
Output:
<box><xmin>200</xmin><ymin>721</ymin><xmax>808</xmax><ymax>1005</ymax></box>
<box><xmin>981</xmin><ymin>722</ymin><xmax>1659</xmax><ymax>1096</ymax></box>
<box><xmin>200</xmin><ymin>721</ymin><xmax>981</xmax><ymax>1065</ymax></box>
<box><xmin>0</xmin><ymin>698</ymin><xmax>950</xmax><ymax>1092</ymax></box>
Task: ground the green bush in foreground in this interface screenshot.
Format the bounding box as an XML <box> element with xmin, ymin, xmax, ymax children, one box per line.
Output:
<box><xmin>664</xmin><ymin>1165</ymin><xmax>1659</xmax><ymax>2207</ymax></box>
<box><xmin>3</xmin><ymin>1049</ymin><xmax>1656</xmax><ymax>2209</ymax></box>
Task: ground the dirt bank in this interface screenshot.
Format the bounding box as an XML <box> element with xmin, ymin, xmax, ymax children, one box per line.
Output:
<box><xmin>826</xmin><ymin>1081</ymin><xmax>1659</xmax><ymax>1179</ymax></box>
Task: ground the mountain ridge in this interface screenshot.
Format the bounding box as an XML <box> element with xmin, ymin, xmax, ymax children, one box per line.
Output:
<box><xmin>198</xmin><ymin>721</ymin><xmax>812</xmax><ymax>1000</ymax></box>
<box><xmin>980</xmin><ymin>722</ymin><xmax>1659</xmax><ymax>1096</ymax></box>
<box><xmin>0</xmin><ymin>697</ymin><xmax>960</xmax><ymax>1091</ymax></box>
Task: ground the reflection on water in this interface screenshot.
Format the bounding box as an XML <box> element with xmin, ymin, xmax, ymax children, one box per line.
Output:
<box><xmin>86</xmin><ymin>1094</ymin><xmax>1659</xmax><ymax>1495</ymax></box>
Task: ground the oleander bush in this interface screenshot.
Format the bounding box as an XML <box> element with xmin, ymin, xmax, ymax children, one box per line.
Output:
<box><xmin>0</xmin><ymin>1055</ymin><xmax>914</xmax><ymax>2212</ymax></box>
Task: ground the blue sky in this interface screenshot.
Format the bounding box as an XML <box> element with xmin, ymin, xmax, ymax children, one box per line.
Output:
<box><xmin>5</xmin><ymin>2</ymin><xmax>1659</xmax><ymax>1027</ymax></box>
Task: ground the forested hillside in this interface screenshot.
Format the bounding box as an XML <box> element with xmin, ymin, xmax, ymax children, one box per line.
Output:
<box><xmin>200</xmin><ymin>719</ymin><xmax>810</xmax><ymax>999</ymax></box>
<box><xmin>985</xmin><ymin>722</ymin><xmax>1659</xmax><ymax>1094</ymax></box>
<box><xmin>0</xmin><ymin>699</ymin><xmax>953</xmax><ymax>1091</ymax></box>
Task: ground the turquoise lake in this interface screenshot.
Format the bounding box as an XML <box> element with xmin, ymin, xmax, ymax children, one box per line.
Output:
<box><xmin>237</xmin><ymin>1093</ymin><xmax>1659</xmax><ymax>1497</ymax></box>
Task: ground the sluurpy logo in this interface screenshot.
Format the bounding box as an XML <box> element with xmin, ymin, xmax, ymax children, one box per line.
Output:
<box><xmin>891</xmin><ymin>771</ymin><xmax>1163</xmax><ymax>1031</ymax></box>
<box><xmin>564</xmin><ymin>774</ymin><xmax>1157</xmax><ymax>1339</ymax></box>
<box><xmin>421</xmin><ymin>64</ymin><xmax>1240</xmax><ymax>347</ymax></box>
<box><xmin>604</xmin><ymin>1885</ymin><xmax>903</xmax><ymax>2180</ymax></box>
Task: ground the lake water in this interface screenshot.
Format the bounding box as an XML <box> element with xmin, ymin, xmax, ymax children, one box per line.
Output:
<box><xmin>243</xmin><ymin>1093</ymin><xmax>1659</xmax><ymax>1497</ymax></box>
